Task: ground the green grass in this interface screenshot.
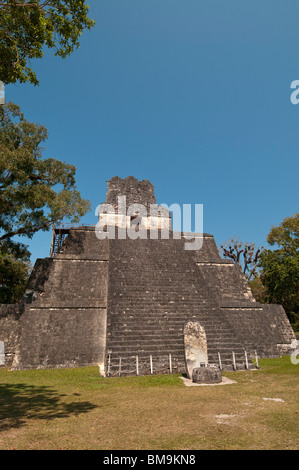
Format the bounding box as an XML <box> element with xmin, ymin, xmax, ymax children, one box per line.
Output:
<box><xmin>0</xmin><ymin>356</ymin><xmax>298</xmax><ymax>450</ymax></box>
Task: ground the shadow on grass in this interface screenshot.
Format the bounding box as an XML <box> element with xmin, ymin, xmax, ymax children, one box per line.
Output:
<box><xmin>0</xmin><ymin>383</ymin><xmax>97</xmax><ymax>432</ymax></box>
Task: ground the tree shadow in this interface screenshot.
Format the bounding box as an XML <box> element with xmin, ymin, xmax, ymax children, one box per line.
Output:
<box><xmin>0</xmin><ymin>383</ymin><xmax>98</xmax><ymax>432</ymax></box>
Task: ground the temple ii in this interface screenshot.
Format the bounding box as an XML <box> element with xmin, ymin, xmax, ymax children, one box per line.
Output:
<box><xmin>0</xmin><ymin>176</ymin><xmax>296</xmax><ymax>376</ymax></box>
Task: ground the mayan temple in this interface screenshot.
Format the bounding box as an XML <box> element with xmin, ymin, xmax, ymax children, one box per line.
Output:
<box><xmin>0</xmin><ymin>176</ymin><xmax>296</xmax><ymax>375</ymax></box>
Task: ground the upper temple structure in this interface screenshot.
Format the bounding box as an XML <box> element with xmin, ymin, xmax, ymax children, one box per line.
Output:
<box><xmin>0</xmin><ymin>176</ymin><xmax>296</xmax><ymax>375</ymax></box>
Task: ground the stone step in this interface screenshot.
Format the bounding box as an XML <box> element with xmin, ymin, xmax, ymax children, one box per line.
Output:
<box><xmin>106</xmin><ymin>354</ymin><xmax>256</xmax><ymax>376</ymax></box>
<box><xmin>107</xmin><ymin>330</ymin><xmax>236</xmax><ymax>339</ymax></box>
<box><xmin>108</xmin><ymin>329</ymin><xmax>243</xmax><ymax>340</ymax></box>
<box><xmin>107</xmin><ymin>351</ymin><xmax>251</xmax><ymax>363</ymax></box>
<box><xmin>108</xmin><ymin>336</ymin><xmax>247</xmax><ymax>347</ymax></box>
<box><xmin>108</xmin><ymin>315</ymin><xmax>223</xmax><ymax>320</ymax></box>
<box><xmin>108</xmin><ymin>310</ymin><xmax>222</xmax><ymax>317</ymax></box>
<box><xmin>105</xmin><ymin>237</ymin><xmax>255</xmax><ymax>377</ymax></box>
<box><xmin>108</xmin><ymin>345</ymin><xmax>183</xmax><ymax>353</ymax></box>
<box><xmin>106</xmin><ymin>347</ymin><xmax>247</xmax><ymax>362</ymax></box>
<box><xmin>109</xmin><ymin>298</ymin><xmax>211</xmax><ymax>304</ymax></box>
<box><xmin>108</xmin><ymin>315</ymin><xmax>226</xmax><ymax>322</ymax></box>
<box><xmin>108</xmin><ymin>324</ymin><xmax>238</xmax><ymax>334</ymax></box>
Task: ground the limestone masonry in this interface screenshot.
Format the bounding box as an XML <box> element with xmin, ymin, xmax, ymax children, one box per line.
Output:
<box><xmin>0</xmin><ymin>176</ymin><xmax>296</xmax><ymax>376</ymax></box>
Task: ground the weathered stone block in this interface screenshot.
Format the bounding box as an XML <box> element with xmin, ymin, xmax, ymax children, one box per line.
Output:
<box><xmin>184</xmin><ymin>321</ymin><xmax>208</xmax><ymax>379</ymax></box>
<box><xmin>0</xmin><ymin>341</ymin><xmax>4</xmax><ymax>365</ymax></box>
<box><xmin>192</xmin><ymin>367</ymin><xmax>222</xmax><ymax>384</ymax></box>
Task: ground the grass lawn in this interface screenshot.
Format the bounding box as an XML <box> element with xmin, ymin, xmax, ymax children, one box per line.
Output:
<box><xmin>0</xmin><ymin>356</ymin><xmax>298</xmax><ymax>450</ymax></box>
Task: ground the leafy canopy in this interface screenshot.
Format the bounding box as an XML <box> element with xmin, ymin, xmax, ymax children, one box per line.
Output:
<box><xmin>220</xmin><ymin>215</ymin><xmax>299</xmax><ymax>328</ymax></box>
<box><xmin>0</xmin><ymin>0</ymin><xmax>95</xmax><ymax>85</ymax></box>
<box><xmin>0</xmin><ymin>239</ymin><xmax>31</xmax><ymax>303</ymax></box>
<box><xmin>260</xmin><ymin>213</ymin><xmax>299</xmax><ymax>327</ymax></box>
<box><xmin>266</xmin><ymin>213</ymin><xmax>299</xmax><ymax>254</ymax></box>
<box><xmin>0</xmin><ymin>101</ymin><xmax>91</xmax><ymax>243</ymax></box>
<box><xmin>0</xmin><ymin>101</ymin><xmax>90</xmax><ymax>303</ymax></box>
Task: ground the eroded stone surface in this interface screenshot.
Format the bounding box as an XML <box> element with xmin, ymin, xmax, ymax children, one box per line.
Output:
<box><xmin>180</xmin><ymin>376</ymin><xmax>236</xmax><ymax>387</ymax></box>
<box><xmin>192</xmin><ymin>367</ymin><xmax>222</xmax><ymax>384</ymax></box>
<box><xmin>0</xmin><ymin>341</ymin><xmax>4</xmax><ymax>365</ymax></box>
<box><xmin>184</xmin><ymin>321</ymin><xmax>208</xmax><ymax>379</ymax></box>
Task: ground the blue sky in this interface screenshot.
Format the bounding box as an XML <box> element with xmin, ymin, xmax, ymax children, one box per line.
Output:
<box><xmin>5</xmin><ymin>0</ymin><xmax>299</xmax><ymax>263</ymax></box>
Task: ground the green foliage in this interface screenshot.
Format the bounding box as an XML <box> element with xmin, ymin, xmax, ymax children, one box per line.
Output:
<box><xmin>266</xmin><ymin>213</ymin><xmax>299</xmax><ymax>254</ymax></box>
<box><xmin>0</xmin><ymin>238</ymin><xmax>31</xmax><ymax>303</ymax></box>
<box><xmin>0</xmin><ymin>102</ymin><xmax>91</xmax><ymax>243</ymax></box>
<box><xmin>0</xmin><ymin>102</ymin><xmax>90</xmax><ymax>302</ymax></box>
<box><xmin>221</xmin><ymin>215</ymin><xmax>299</xmax><ymax>328</ymax></box>
<box><xmin>0</xmin><ymin>251</ymin><xmax>30</xmax><ymax>303</ymax></box>
<box><xmin>259</xmin><ymin>214</ymin><xmax>299</xmax><ymax>328</ymax></box>
<box><xmin>249</xmin><ymin>276</ymin><xmax>267</xmax><ymax>304</ymax></box>
<box><xmin>0</xmin><ymin>0</ymin><xmax>95</xmax><ymax>85</ymax></box>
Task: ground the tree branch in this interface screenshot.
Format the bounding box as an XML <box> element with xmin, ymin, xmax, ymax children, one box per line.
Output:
<box><xmin>0</xmin><ymin>220</ymin><xmax>54</xmax><ymax>241</ymax></box>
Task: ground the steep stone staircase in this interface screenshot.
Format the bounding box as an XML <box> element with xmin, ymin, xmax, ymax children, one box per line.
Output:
<box><xmin>106</xmin><ymin>235</ymin><xmax>256</xmax><ymax>376</ymax></box>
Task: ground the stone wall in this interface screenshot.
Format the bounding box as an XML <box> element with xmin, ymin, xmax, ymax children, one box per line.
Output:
<box><xmin>15</xmin><ymin>307</ymin><xmax>107</xmax><ymax>370</ymax></box>
<box><xmin>261</xmin><ymin>304</ymin><xmax>296</xmax><ymax>355</ymax></box>
<box><xmin>0</xmin><ymin>223</ymin><xmax>296</xmax><ymax>374</ymax></box>
<box><xmin>0</xmin><ymin>304</ymin><xmax>21</xmax><ymax>367</ymax></box>
<box><xmin>105</xmin><ymin>233</ymin><xmax>262</xmax><ymax>375</ymax></box>
<box><xmin>106</xmin><ymin>176</ymin><xmax>157</xmax><ymax>213</ymax></box>
<box><xmin>105</xmin><ymin>230</ymin><xmax>296</xmax><ymax>375</ymax></box>
<box><xmin>10</xmin><ymin>228</ymin><xmax>110</xmax><ymax>370</ymax></box>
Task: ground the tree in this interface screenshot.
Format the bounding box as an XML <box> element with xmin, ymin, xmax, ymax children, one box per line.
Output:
<box><xmin>266</xmin><ymin>213</ymin><xmax>299</xmax><ymax>254</ymax></box>
<box><xmin>0</xmin><ymin>102</ymin><xmax>91</xmax><ymax>242</ymax></box>
<box><xmin>220</xmin><ymin>238</ymin><xmax>263</xmax><ymax>281</ymax></box>
<box><xmin>0</xmin><ymin>239</ymin><xmax>31</xmax><ymax>303</ymax></box>
<box><xmin>0</xmin><ymin>0</ymin><xmax>95</xmax><ymax>85</ymax></box>
<box><xmin>259</xmin><ymin>213</ymin><xmax>299</xmax><ymax>328</ymax></box>
<box><xmin>0</xmin><ymin>102</ymin><xmax>91</xmax><ymax>301</ymax></box>
<box><xmin>248</xmin><ymin>275</ymin><xmax>267</xmax><ymax>304</ymax></box>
